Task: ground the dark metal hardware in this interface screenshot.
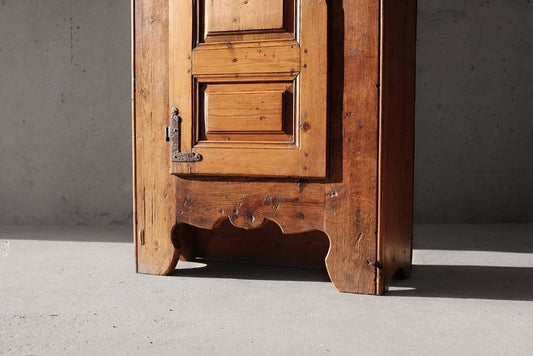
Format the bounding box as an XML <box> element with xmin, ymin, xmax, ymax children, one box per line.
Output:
<box><xmin>167</xmin><ymin>107</ymin><xmax>202</xmax><ymax>162</ymax></box>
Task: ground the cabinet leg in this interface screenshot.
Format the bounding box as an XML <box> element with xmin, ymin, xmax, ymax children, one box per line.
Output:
<box><xmin>325</xmin><ymin>233</ymin><xmax>378</xmax><ymax>295</ymax></box>
<box><xmin>136</xmin><ymin>222</ymin><xmax>180</xmax><ymax>276</ymax></box>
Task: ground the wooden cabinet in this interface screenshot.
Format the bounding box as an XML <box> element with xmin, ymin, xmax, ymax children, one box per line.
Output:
<box><xmin>133</xmin><ymin>0</ymin><xmax>416</xmax><ymax>294</ymax></box>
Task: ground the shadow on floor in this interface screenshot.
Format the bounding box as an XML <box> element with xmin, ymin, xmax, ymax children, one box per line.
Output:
<box><xmin>388</xmin><ymin>264</ymin><xmax>533</xmax><ymax>301</ymax></box>
<box><xmin>176</xmin><ymin>261</ymin><xmax>533</xmax><ymax>301</ymax></box>
<box><xmin>172</xmin><ymin>259</ymin><xmax>331</xmax><ymax>283</ymax></box>
<box><xmin>3</xmin><ymin>224</ymin><xmax>532</xmax><ymax>300</ymax></box>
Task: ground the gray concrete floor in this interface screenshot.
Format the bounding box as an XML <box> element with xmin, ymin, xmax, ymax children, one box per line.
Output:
<box><xmin>1</xmin><ymin>224</ymin><xmax>532</xmax><ymax>355</ymax></box>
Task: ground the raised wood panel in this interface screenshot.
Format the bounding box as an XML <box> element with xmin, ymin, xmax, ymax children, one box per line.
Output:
<box><xmin>207</xmin><ymin>91</ymin><xmax>283</xmax><ymax>132</ymax></box>
<box><xmin>200</xmin><ymin>0</ymin><xmax>296</xmax><ymax>43</ymax></box>
<box><xmin>204</xmin><ymin>83</ymin><xmax>289</xmax><ymax>133</ymax></box>
<box><xmin>205</xmin><ymin>0</ymin><xmax>285</xmax><ymax>33</ymax></box>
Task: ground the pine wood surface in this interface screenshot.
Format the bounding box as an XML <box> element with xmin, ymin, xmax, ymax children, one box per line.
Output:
<box><xmin>192</xmin><ymin>42</ymin><xmax>301</xmax><ymax>75</ymax></box>
<box><xmin>207</xmin><ymin>0</ymin><xmax>284</xmax><ymax>32</ymax></box>
<box><xmin>133</xmin><ymin>0</ymin><xmax>416</xmax><ymax>294</ymax></box>
<box><xmin>169</xmin><ymin>0</ymin><xmax>327</xmax><ymax>178</ymax></box>
<box><xmin>200</xmin><ymin>82</ymin><xmax>294</xmax><ymax>143</ymax></box>
<box><xmin>204</xmin><ymin>83</ymin><xmax>288</xmax><ymax>133</ymax></box>
<box><xmin>134</xmin><ymin>1</ymin><xmax>180</xmax><ymax>275</ymax></box>
<box><xmin>377</xmin><ymin>0</ymin><xmax>417</xmax><ymax>293</ymax></box>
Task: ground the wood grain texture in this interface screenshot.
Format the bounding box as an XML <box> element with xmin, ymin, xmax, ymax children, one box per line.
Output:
<box><xmin>201</xmin><ymin>0</ymin><xmax>295</xmax><ymax>43</ymax></box>
<box><xmin>169</xmin><ymin>0</ymin><xmax>193</xmax><ymax>153</ymax></box>
<box><xmin>206</xmin><ymin>0</ymin><xmax>285</xmax><ymax>33</ymax></box>
<box><xmin>376</xmin><ymin>0</ymin><xmax>417</xmax><ymax>293</ymax></box>
<box><xmin>170</xmin><ymin>0</ymin><xmax>328</xmax><ymax>178</ymax></box>
<box><xmin>204</xmin><ymin>83</ymin><xmax>289</xmax><ymax>133</ymax></box>
<box><xmin>133</xmin><ymin>0</ymin><xmax>179</xmax><ymax>275</ymax></box>
<box><xmin>192</xmin><ymin>42</ymin><xmax>301</xmax><ymax>75</ymax></box>
<box><xmin>322</xmin><ymin>0</ymin><xmax>381</xmax><ymax>294</ymax></box>
<box><xmin>134</xmin><ymin>0</ymin><xmax>416</xmax><ymax>294</ymax></box>
<box><xmin>199</xmin><ymin>80</ymin><xmax>295</xmax><ymax>143</ymax></box>
<box><xmin>298</xmin><ymin>0</ymin><xmax>328</xmax><ymax>180</ymax></box>
<box><xmin>175</xmin><ymin>181</ymin><xmax>326</xmax><ymax>233</ymax></box>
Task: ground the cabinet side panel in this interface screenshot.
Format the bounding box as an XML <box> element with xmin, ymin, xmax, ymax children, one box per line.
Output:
<box><xmin>133</xmin><ymin>0</ymin><xmax>179</xmax><ymax>274</ymax></box>
<box><xmin>377</xmin><ymin>0</ymin><xmax>417</xmax><ymax>292</ymax></box>
<box><xmin>323</xmin><ymin>0</ymin><xmax>381</xmax><ymax>295</ymax></box>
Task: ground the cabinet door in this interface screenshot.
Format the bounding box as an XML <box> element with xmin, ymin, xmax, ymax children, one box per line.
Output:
<box><xmin>169</xmin><ymin>0</ymin><xmax>327</xmax><ymax>177</ymax></box>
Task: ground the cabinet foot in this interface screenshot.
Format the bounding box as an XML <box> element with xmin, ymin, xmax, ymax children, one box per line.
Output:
<box><xmin>136</xmin><ymin>224</ymin><xmax>180</xmax><ymax>276</ymax></box>
<box><xmin>325</xmin><ymin>236</ymin><xmax>378</xmax><ymax>295</ymax></box>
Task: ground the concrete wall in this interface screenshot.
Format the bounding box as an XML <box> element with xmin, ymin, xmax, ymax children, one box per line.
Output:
<box><xmin>415</xmin><ymin>0</ymin><xmax>533</xmax><ymax>222</ymax></box>
<box><xmin>0</xmin><ymin>1</ymin><xmax>131</xmax><ymax>224</ymax></box>
<box><xmin>0</xmin><ymin>0</ymin><xmax>532</xmax><ymax>224</ymax></box>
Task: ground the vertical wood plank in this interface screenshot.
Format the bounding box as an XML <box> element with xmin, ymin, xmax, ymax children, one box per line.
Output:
<box><xmin>169</xmin><ymin>0</ymin><xmax>193</xmax><ymax>154</ymax></box>
<box><xmin>299</xmin><ymin>0</ymin><xmax>328</xmax><ymax>177</ymax></box>
<box><xmin>377</xmin><ymin>0</ymin><xmax>417</xmax><ymax>293</ymax></box>
<box><xmin>134</xmin><ymin>0</ymin><xmax>179</xmax><ymax>275</ymax></box>
<box><xmin>324</xmin><ymin>0</ymin><xmax>381</xmax><ymax>294</ymax></box>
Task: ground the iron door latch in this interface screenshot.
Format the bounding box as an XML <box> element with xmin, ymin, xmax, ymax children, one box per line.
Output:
<box><xmin>166</xmin><ymin>107</ymin><xmax>202</xmax><ymax>162</ymax></box>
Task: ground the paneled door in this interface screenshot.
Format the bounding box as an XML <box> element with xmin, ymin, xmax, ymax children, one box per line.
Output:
<box><xmin>169</xmin><ymin>0</ymin><xmax>328</xmax><ymax>177</ymax></box>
